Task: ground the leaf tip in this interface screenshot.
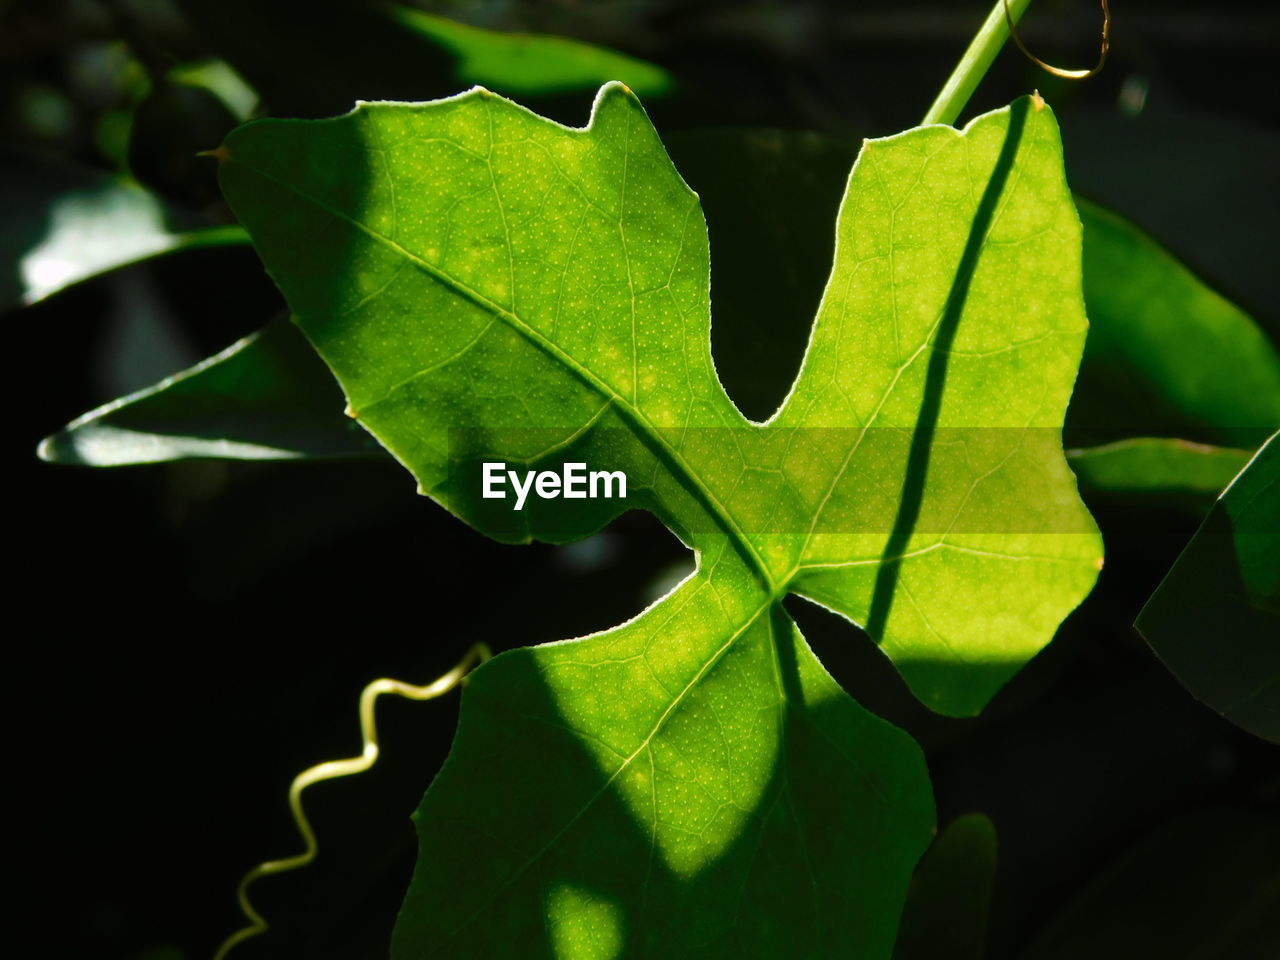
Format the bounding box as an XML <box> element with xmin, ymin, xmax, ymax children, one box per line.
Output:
<box><xmin>344</xmin><ymin>403</ymin><xmax>359</xmax><ymax>420</ymax></box>
<box><xmin>35</xmin><ymin>434</ymin><xmax>58</xmax><ymax>463</ymax></box>
<box><xmin>1094</xmin><ymin>555</ymin><xmax>1105</xmax><ymax>571</ymax></box>
<box><xmin>197</xmin><ymin>145</ymin><xmax>231</xmax><ymax>164</ymax></box>
<box><xmin>1030</xmin><ymin>89</ymin><xmax>1046</xmax><ymax>111</ymax></box>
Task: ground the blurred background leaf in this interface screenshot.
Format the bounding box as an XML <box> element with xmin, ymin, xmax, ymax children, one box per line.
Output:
<box><xmin>1065</xmin><ymin>438</ymin><xmax>1249</xmax><ymax>497</ymax></box>
<box><xmin>171</xmin><ymin>0</ymin><xmax>672</xmax><ymax>121</ymax></box>
<box><xmin>0</xmin><ymin>151</ymin><xmax>246</xmax><ymax>309</ymax></box>
<box><xmin>1137</xmin><ymin>432</ymin><xmax>1280</xmax><ymax>743</ymax></box>
<box><xmin>39</xmin><ymin>315</ymin><xmax>381</xmax><ymax>465</ymax></box>
<box><xmin>893</xmin><ymin>813</ymin><xmax>998</xmax><ymax>960</ymax></box>
<box><xmin>390</xmin><ymin>5</ymin><xmax>673</xmax><ymax>99</ymax></box>
<box><xmin>1069</xmin><ymin>200</ymin><xmax>1280</xmax><ymax>450</ymax></box>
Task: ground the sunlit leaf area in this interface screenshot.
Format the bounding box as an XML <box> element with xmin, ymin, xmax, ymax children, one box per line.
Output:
<box><xmin>11</xmin><ymin>2</ymin><xmax>1277</xmax><ymax>958</ymax></box>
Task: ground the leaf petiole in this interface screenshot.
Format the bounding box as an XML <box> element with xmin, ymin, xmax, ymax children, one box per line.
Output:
<box><xmin>923</xmin><ymin>0</ymin><xmax>1034</xmax><ymax>127</ymax></box>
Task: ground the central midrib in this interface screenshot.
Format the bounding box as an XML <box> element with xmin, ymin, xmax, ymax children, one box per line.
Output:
<box><xmin>229</xmin><ymin>154</ymin><xmax>779</xmax><ymax>593</ymax></box>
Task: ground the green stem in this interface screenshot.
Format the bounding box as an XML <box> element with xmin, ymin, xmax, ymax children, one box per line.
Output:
<box><xmin>923</xmin><ymin>0</ymin><xmax>1034</xmax><ymax>127</ymax></box>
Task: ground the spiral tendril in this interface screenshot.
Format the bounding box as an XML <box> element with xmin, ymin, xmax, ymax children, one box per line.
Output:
<box><xmin>213</xmin><ymin>642</ymin><xmax>492</xmax><ymax>960</ymax></box>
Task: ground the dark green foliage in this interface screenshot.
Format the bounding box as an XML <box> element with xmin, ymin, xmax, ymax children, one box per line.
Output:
<box><xmin>9</xmin><ymin>2</ymin><xmax>1277</xmax><ymax>958</ymax></box>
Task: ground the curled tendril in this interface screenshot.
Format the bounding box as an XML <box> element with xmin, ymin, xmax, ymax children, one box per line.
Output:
<box><xmin>213</xmin><ymin>642</ymin><xmax>492</xmax><ymax>960</ymax></box>
<box><xmin>1003</xmin><ymin>0</ymin><xmax>1111</xmax><ymax>79</ymax></box>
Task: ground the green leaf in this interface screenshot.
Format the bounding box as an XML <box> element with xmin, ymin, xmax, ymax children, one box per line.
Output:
<box><xmin>167</xmin><ymin>59</ymin><xmax>260</xmax><ymax>121</ymax></box>
<box><xmin>1069</xmin><ymin>199</ymin><xmax>1280</xmax><ymax>448</ymax></box>
<box><xmin>1061</xmin><ymin>104</ymin><xmax>1280</xmax><ymax>333</ymax></box>
<box><xmin>36</xmin><ymin>126</ymin><xmax>850</xmax><ymax>463</ymax></box>
<box><xmin>49</xmin><ymin>131</ymin><xmax>1274</xmax><ymax>482</ymax></box>
<box><xmin>1066</xmin><ymin>438</ymin><xmax>1250</xmax><ymax>497</ymax></box>
<box><xmin>174</xmin><ymin>0</ymin><xmax>671</xmax><ymax>120</ymax></box>
<box><xmin>0</xmin><ymin>153</ymin><xmax>247</xmax><ymax>310</ymax></box>
<box><xmin>392</xmin><ymin>6</ymin><xmax>673</xmax><ymax>99</ymax></box>
<box><xmin>404</xmin><ymin>592</ymin><xmax>933</xmax><ymax>957</ymax></box>
<box><xmin>893</xmin><ymin>813</ymin><xmax>997</xmax><ymax>960</ymax></box>
<box><xmin>1137</xmin><ymin>431</ymin><xmax>1280</xmax><ymax>743</ymax></box>
<box><xmin>37</xmin><ymin>316</ymin><xmax>379</xmax><ymax>465</ymax></box>
<box><xmin>217</xmin><ymin>85</ymin><xmax>1099</xmax><ymax>953</ymax></box>
<box><xmin>219</xmin><ymin>86</ymin><xmax>1100</xmax><ymax>709</ymax></box>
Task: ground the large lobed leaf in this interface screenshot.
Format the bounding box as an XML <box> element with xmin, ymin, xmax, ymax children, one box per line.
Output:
<box><xmin>43</xmin><ymin>132</ymin><xmax>1279</xmax><ymax>512</ymax></box>
<box><xmin>216</xmin><ymin>85</ymin><xmax>1099</xmax><ymax>954</ymax></box>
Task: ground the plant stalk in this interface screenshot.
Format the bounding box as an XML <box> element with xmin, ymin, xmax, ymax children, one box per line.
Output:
<box><xmin>923</xmin><ymin>0</ymin><xmax>1035</xmax><ymax>127</ymax></box>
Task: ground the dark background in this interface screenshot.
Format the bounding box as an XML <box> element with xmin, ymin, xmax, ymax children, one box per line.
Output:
<box><xmin>7</xmin><ymin>1</ymin><xmax>1278</xmax><ymax>958</ymax></box>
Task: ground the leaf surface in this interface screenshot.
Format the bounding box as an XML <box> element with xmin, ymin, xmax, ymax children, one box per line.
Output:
<box><xmin>212</xmin><ymin>85</ymin><xmax>1099</xmax><ymax>954</ymax></box>
<box><xmin>1137</xmin><ymin>431</ymin><xmax>1280</xmax><ymax>743</ymax></box>
<box><xmin>404</xmin><ymin>575</ymin><xmax>931</xmax><ymax>957</ymax></box>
